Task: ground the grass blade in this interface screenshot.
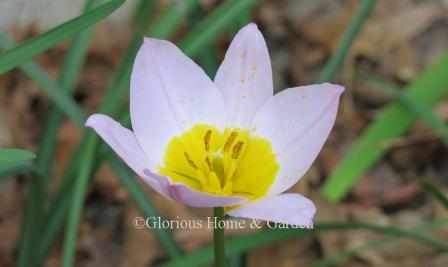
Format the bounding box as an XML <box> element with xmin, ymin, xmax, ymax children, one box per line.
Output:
<box><xmin>0</xmin><ymin>162</ymin><xmax>35</xmax><ymax>179</ymax></box>
<box><xmin>418</xmin><ymin>177</ymin><xmax>448</xmax><ymax>210</ymax></box>
<box><xmin>61</xmin><ymin>1</ymin><xmax>191</xmax><ymax>264</ymax></box>
<box><xmin>356</xmin><ymin>72</ymin><xmax>448</xmax><ymax>145</ymax></box>
<box><xmin>0</xmin><ymin>0</ymin><xmax>124</xmax><ymax>75</ymax></box>
<box><xmin>147</xmin><ymin>0</ymin><xmax>200</xmax><ymax>39</ymax></box>
<box><xmin>310</xmin><ymin>219</ymin><xmax>448</xmax><ymax>267</ymax></box>
<box><xmin>0</xmin><ymin>36</ymin><xmax>85</xmax><ymax>126</ymax></box>
<box><xmin>109</xmin><ymin>157</ymin><xmax>181</xmax><ymax>258</ymax></box>
<box><xmin>188</xmin><ymin>4</ymin><xmax>219</xmax><ymax>78</ymax></box>
<box><xmin>132</xmin><ymin>0</ymin><xmax>157</xmax><ymax>26</ymax></box>
<box><xmin>61</xmin><ymin>135</ymin><xmax>98</xmax><ymax>267</ymax></box>
<box><xmin>16</xmin><ymin>1</ymin><xmax>102</xmax><ymax>266</ymax></box>
<box><xmin>0</xmin><ymin>148</ymin><xmax>35</xmax><ymax>166</ymax></box>
<box><xmin>321</xmin><ymin>51</ymin><xmax>448</xmax><ymax>202</ymax></box>
<box><xmin>317</xmin><ymin>0</ymin><xmax>375</xmax><ymax>82</ymax></box>
<box><xmin>179</xmin><ymin>0</ymin><xmax>260</xmax><ymax>57</ymax></box>
<box><xmin>157</xmin><ymin>221</ymin><xmax>448</xmax><ymax>267</ymax></box>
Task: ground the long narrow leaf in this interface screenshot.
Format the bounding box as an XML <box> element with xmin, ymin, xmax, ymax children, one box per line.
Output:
<box><xmin>179</xmin><ymin>0</ymin><xmax>260</xmax><ymax>57</ymax></box>
<box><xmin>158</xmin><ymin>221</ymin><xmax>448</xmax><ymax>267</ymax></box>
<box><xmin>0</xmin><ymin>162</ymin><xmax>35</xmax><ymax>179</ymax></box>
<box><xmin>0</xmin><ymin>0</ymin><xmax>124</xmax><ymax>75</ymax></box>
<box><xmin>0</xmin><ymin>36</ymin><xmax>85</xmax><ymax>126</ymax></box>
<box><xmin>147</xmin><ymin>0</ymin><xmax>200</xmax><ymax>38</ymax></box>
<box><xmin>61</xmin><ymin>136</ymin><xmax>98</xmax><ymax>267</ymax></box>
<box><xmin>317</xmin><ymin>0</ymin><xmax>375</xmax><ymax>82</ymax></box>
<box><xmin>418</xmin><ymin>177</ymin><xmax>448</xmax><ymax>210</ymax></box>
<box><xmin>322</xmin><ymin>52</ymin><xmax>448</xmax><ymax>202</ymax></box>
<box><xmin>356</xmin><ymin>72</ymin><xmax>448</xmax><ymax>145</ymax></box>
<box><xmin>109</xmin><ymin>157</ymin><xmax>181</xmax><ymax>258</ymax></box>
<box><xmin>310</xmin><ymin>219</ymin><xmax>448</xmax><ymax>267</ymax></box>
<box><xmin>0</xmin><ymin>148</ymin><xmax>35</xmax><ymax>166</ymax></box>
<box><xmin>18</xmin><ymin>1</ymin><xmax>103</xmax><ymax>266</ymax></box>
<box><xmin>60</xmin><ymin>1</ymin><xmax>190</xmax><ymax>264</ymax></box>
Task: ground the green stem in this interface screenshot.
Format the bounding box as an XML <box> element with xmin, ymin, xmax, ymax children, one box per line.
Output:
<box><xmin>213</xmin><ymin>207</ymin><xmax>227</xmax><ymax>267</ymax></box>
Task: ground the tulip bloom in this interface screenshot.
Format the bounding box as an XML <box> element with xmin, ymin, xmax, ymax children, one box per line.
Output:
<box><xmin>86</xmin><ymin>23</ymin><xmax>343</xmax><ymax>228</ymax></box>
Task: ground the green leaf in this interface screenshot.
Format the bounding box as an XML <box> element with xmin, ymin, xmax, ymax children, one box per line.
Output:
<box><xmin>61</xmin><ymin>135</ymin><xmax>98</xmax><ymax>267</ymax></box>
<box><xmin>418</xmin><ymin>177</ymin><xmax>448</xmax><ymax>210</ymax></box>
<box><xmin>317</xmin><ymin>0</ymin><xmax>375</xmax><ymax>82</ymax></box>
<box><xmin>147</xmin><ymin>0</ymin><xmax>200</xmax><ymax>39</ymax></box>
<box><xmin>17</xmin><ymin>1</ymin><xmax>103</xmax><ymax>267</ymax></box>
<box><xmin>0</xmin><ymin>148</ymin><xmax>36</xmax><ymax>166</ymax></box>
<box><xmin>356</xmin><ymin>72</ymin><xmax>448</xmax><ymax>146</ymax></box>
<box><xmin>179</xmin><ymin>0</ymin><xmax>260</xmax><ymax>57</ymax></box>
<box><xmin>321</xmin><ymin>51</ymin><xmax>448</xmax><ymax>202</ymax></box>
<box><xmin>0</xmin><ymin>162</ymin><xmax>35</xmax><ymax>179</ymax></box>
<box><xmin>0</xmin><ymin>35</ymin><xmax>85</xmax><ymax>126</ymax></box>
<box><xmin>157</xmin><ymin>221</ymin><xmax>448</xmax><ymax>267</ymax></box>
<box><xmin>109</xmin><ymin>157</ymin><xmax>181</xmax><ymax>258</ymax></box>
<box><xmin>60</xmin><ymin>1</ymin><xmax>191</xmax><ymax>265</ymax></box>
<box><xmin>0</xmin><ymin>0</ymin><xmax>125</xmax><ymax>75</ymax></box>
<box><xmin>188</xmin><ymin>4</ymin><xmax>219</xmax><ymax>78</ymax></box>
<box><xmin>310</xmin><ymin>219</ymin><xmax>448</xmax><ymax>267</ymax></box>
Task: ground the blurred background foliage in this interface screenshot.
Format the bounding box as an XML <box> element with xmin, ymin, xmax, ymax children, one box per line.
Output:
<box><xmin>0</xmin><ymin>0</ymin><xmax>448</xmax><ymax>266</ymax></box>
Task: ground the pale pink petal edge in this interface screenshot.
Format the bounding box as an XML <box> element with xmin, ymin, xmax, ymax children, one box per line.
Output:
<box><xmin>227</xmin><ymin>193</ymin><xmax>316</xmax><ymax>228</ymax></box>
<box><xmin>145</xmin><ymin>170</ymin><xmax>248</xmax><ymax>208</ymax></box>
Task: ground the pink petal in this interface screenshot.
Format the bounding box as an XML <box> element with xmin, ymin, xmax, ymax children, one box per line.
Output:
<box><xmin>85</xmin><ymin>114</ymin><xmax>168</xmax><ymax>197</ymax></box>
<box><xmin>130</xmin><ymin>38</ymin><xmax>226</xmax><ymax>166</ymax></box>
<box><xmin>87</xmin><ymin>114</ymin><xmax>248</xmax><ymax>207</ymax></box>
<box><xmin>214</xmin><ymin>23</ymin><xmax>273</xmax><ymax>128</ymax></box>
<box><xmin>251</xmin><ymin>83</ymin><xmax>344</xmax><ymax>195</ymax></box>
<box><xmin>147</xmin><ymin>171</ymin><xmax>248</xmax><ymax>207</ymax></box>
<box><xmin>227</xmin><ymin>193</ymin><xmax>315</xmax><ymax>228</ymax></box>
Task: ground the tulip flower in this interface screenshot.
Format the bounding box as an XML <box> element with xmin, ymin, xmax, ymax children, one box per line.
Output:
<box><xmin>86</xmin><ymin>23</ymin><xmax>344</xmax><ymax>229</ymax></box>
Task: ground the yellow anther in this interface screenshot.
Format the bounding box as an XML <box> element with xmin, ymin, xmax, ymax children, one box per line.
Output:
<box><xmin>223</xmin><ymin>131</ymin><xmax>238</xmax><ymax>152</ymax></box>
<box><xmin>184</xmin><ymin>152</ymin><xmax>198</xmax><ymax>169</ymax></box>
<box><xmin>160</xmin><ymin>124</ymin><xmax>278</xmax><ymax>200</ymax></box>
<box><xmin>205</xmin><ymin>156</ymin><xmax>213</xmax><ymax>172</ymax></box>
<box><xmin>204</xmin><ymin>130</ymin><xmax>212</xmax><ymax>151</ymax></box>
<box><xmin>232</xmin><ymin>141</ymin><xmax>244</xmax><ymax>159</ymax></box>
<box><xmin>232</xmin><ymin>170</ymin><xmax>238</xmax><ymax>179</ymax></box>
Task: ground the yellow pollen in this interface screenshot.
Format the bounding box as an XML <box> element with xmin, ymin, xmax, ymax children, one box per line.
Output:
<box><xmin>184</xmin><ymin>152</ymin><xmax>198</xmax><ymax>169</ymax></box>
<box><xmin>205</xmin><ymin>156</ymin><xmax>213</xmax><ymax>171</ymax></box>
<box><xmin>204</xmin><ymin>130</ymin><xmax>211</xmax><ymax>151</ymax></box>
<box><xmin>232</xmin><ymin>141</ymin><xmax>244</xmax><ymax>159</ymax></box>
<box><xmin>223</xmin><ymin>131</ymin><xmax>238</xmax><ymax>152</ymax></box>
<box><xmin>159</xmin><ymin>124</ymin><xmax>279</xmax><ymax>201</ymax></box>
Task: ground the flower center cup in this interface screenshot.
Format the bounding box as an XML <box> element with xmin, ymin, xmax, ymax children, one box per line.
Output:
<box><xmin>159</xmin><ymin>124</ymin><xmax>279</xmax><ymax>200</ymax></box>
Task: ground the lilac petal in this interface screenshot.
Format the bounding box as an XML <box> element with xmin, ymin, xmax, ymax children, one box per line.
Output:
<box><xmin>130</xmin><ymin>38</ymin><xmax>226</xmax><ymax>166</ymax></box>
<box><xmin>145</xmin><ymin>170</ymin><xmax>248</xmax><ymax>208</ymax></box>
<box><xmin>85</xmin><ymin>114</ymin><xmax>167</xmax><ymax>196</ymax></box>
<box><xmin>251</xmin><ymin>83</ymin><xmax>344</xmax><ymax>195</ymax></box>
<box><xmin>227</xmin><ymin>193</ymin><xmax>316</xmax><ymax>228</ymax></box>
<box><xmin>214</xmin><ymin>23</ymin><xmax>273</xmax><ymax>128</ymax></box>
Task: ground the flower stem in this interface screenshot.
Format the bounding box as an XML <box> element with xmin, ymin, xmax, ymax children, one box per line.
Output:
<box><xmin>213</xmin><ymin>207</ymin><xmax>227</xmax><ymax>267</ymax></box>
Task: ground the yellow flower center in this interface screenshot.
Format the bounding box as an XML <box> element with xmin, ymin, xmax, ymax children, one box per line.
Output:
<box><xmin>159</xmin><ymin>124</ymin><xmax>279</xmax><ymax>200</ymax></box>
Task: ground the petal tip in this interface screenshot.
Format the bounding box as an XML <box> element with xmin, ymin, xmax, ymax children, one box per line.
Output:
<box><xmin>247</xmin><ymin>22</ymin><xmax>258</xmax><ymax>29</ymax></box>
<box><xmin>322</xmin><ymin>82</ymin><xmax>345</xmax><ymax>95</ymax></box>
<box><xmin>143</xmin><ymin>37</ymin><xmax>157</xmax><ymax>47</ymax></box>
<box><xmin>85</xmin><ymin>113</ymin><xmax>103</xmax><ymax>128</ymax></box>
<box><xmin>142</xmin><ymin>37</ymin><xmax>166</xmax><ymax>48</ymax></box>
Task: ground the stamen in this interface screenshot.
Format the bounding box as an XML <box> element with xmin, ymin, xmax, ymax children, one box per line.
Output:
<box><xmin>223</xmin><ymin>131</ymin><xmax>238</xmax><ymax>152</ymax></box>
<box><xmin>232</xmin><ymin>141</ymin><xmax>244</xmax><ymax>159</ymax></box>
<box><xmin>205</xmin><ymin>156</ymin><xmax>213</xmax><ymax>171</ymax></box>
<box><xmin>204</xmin><ymin>130</ymin><xmax>212</xmax><ymax>151</ymax></box>
<box><xmin>184</xmin><ymin>152</ymin><xmax>198</xmax><ymax>169</ymax></box>
<box><xmin>232</xmin><ymin>170</ymin><xmax>238</xmax><ymax>179</ymax></box>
